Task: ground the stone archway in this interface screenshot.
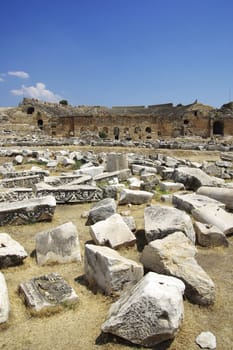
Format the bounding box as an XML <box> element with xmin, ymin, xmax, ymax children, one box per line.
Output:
<box><xmin>27</xmin><ymin>107</ymin><xmax>35</xmax><ymax>114</ymax></box>
<box><xmin>213</xmin><ymin>120</ymin><xmax>224</xmax><ymax>135</ymax></box>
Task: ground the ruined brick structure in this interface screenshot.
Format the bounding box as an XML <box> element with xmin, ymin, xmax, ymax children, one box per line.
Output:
<box><xmin>19</xmin><ymin>98</ymin><xmax>233</xmax><ymax>140</ymax></box>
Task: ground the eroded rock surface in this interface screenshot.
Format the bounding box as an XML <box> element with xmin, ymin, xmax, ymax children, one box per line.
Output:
<box><xmin>101</xmin><ymin>272</ymin><xmax>185</xmax><ymax>347</ymax></box>
<box><xmin>144</xmin><ymin>205</ymin><xmax>195</xmax><ymax>243</ymax></box>
<box><xmin>85</xmin><ymin>244</ymin><xmax>143</xmax><ymax>295</ymax></box>
<box><xmin>141</xmin><ymin>232</ymin><xmax>215</xmax><ymax>305</ymax></box>
<box><xmin>35</xmin><ymin>222</ymin><xmax>81</xmax><ymax>265</ymax></box>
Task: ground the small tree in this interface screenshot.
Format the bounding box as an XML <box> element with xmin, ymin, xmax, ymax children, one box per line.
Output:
<box><xmin>59</xmin><ymin>99</ymin><xmax>68</xmax><ymax>106</ymax></box>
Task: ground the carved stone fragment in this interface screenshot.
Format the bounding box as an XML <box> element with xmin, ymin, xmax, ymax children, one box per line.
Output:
<box><xmin>102</xmin><ymin>272</ymin><xmax>185</xmax><ymax>347</ymax></box>
<box><xmin>35</xmin><ymin>184</ymin><xmax>103</xmax><ymax>204</ymax></box>
<box><xmin>18</xmin><ymin>272</ymin><xmax>78</xmax><ymax>314</ymax></box>
<box><xmin>0</xmin><ymin>196</ymin><xmax>56</xmax><ymax>226</ymax></box>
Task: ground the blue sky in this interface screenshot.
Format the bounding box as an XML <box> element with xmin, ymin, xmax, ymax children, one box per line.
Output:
<box><xmin>1</xmin><ymin>0</ymin><xmax>233</xmax><ymax>107</ymax></box>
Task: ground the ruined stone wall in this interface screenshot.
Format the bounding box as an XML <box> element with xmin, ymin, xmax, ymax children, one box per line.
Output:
<box><xmin>50</xmin><ymin>116</ymin><xmax>74</xmax><ymax>137</ymax></box>
<box><xmin>182</xmin><ymin>112</ymin><xmax>210</xmax><ymax>138</ymax></box>
<box><xmin>12</xmin><ymin>98</ymin><xmax>233</xmax><ymax>140</ymax></box>
<box><xmin>91</xmin><ymin>114</ymin><xmax>158</xmax><ymax>140</ymax></box>
<box><xmin>223</xmin><ymin>118</ymin><xmax>233</xmax><ymax>136</ymax></box>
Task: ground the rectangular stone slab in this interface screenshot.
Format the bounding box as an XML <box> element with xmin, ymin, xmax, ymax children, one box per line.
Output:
<box><xmin>44</xmin><ymin>174</ymin><xmax>92</xmax><ymax>186</ymax></box>
<box><xmin>173</xmin><ymin>192</ymin><xmax>225</xmax><ymax>213</ymax></box>
<box><xmin>18</xmin><ymin>272</ymin><xmax>78</xmax><ymax>314</ymax></box>
<box><xmin>35</xmin><ymin>184</ymin><xmax>103</xmax><ymax>204</ymax></box>
<box><xmin>0</xmin><ymin>188</ymin><xmax>35</xmax><ymax>202</ymax></box>
<box><xmin>2</xmin><ymin>170</ymin><xmax>47</xmax><ymax>180</ymax></box>
<box><xmin>0</xmin><ymin>175</ymin><xmax>41</xmax><ymax>188</ymax></box>
<box><xmin>0</xmin><ymin>196</ymin><xmax>56</xmax><ymax>226</ymax></box>
<box><xmin>94</xmin><ymin>169</ymin><xmax>131</xmax><ymax>183</ymax></box>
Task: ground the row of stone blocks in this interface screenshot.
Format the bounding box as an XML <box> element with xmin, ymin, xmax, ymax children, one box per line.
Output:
<box><xmin>0</xmin><ymin>169</ymin><xmax>132</xmax><ymax>205</ymax></box>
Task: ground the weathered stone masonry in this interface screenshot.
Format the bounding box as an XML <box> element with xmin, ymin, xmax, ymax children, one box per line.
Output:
<box><xmin>19</xmin><ymin>98</ymin><xmax>233</xmax><ymax>140</ymax></box>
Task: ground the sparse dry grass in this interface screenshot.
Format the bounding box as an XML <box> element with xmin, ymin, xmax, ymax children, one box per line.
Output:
<box><xmin>0</xmin><ymin>147</ymin><xmax>232</xmax><ymax>350</ymax></box>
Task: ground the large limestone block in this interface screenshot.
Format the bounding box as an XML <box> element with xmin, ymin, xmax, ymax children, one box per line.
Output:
<box><xmin>101</xmin><ymin>272</ymin><xmax>185</xmax><ymax>347</ymax></box>
<box><xmin>144</xmin><ymin>205</ymin><xmax>195</xmax><ymax>243</ymax></box>
<box><xmin>0</xmin><ymin>233</ymin><xmax>28</xmax><ymax>268</ymax></box>
<box><xmin>86</xmin><ymin>198</ymin><xmax>117</xmax><ymax>225</ymax></box>
<box><xmin>35</xmin><ymin>222</ymin><xmax>81</xmax><ymax>265</ymax></box>
<box><xmin>90</xmin><ymin>213</ymin><xmax>136</xmax><ymax>249</ymax></box>
<box><xmin>79</xmin><ymin>165</ymin><xmax>104</xmax><ymax>177</ymax></box>
<box><xmin>119</xmin><ymin>189</ymin><xmax>154</xmax><ymax>205</ymax></box>
<box><xmin>84</xmin><ymin>244</ymin><xmax>143</xmax><ymax>295</ymax></box>
<box><xmin>0</xmin><ymin>196</ymin><xmax>56</xmax><ymax>226</ymax></box>
<box><xmin>94</xmin><ymin>169</ymin><xmax>131</xmax><ymax>183</ymax></box>
<box><xmin>131</xmin><ymin>164</ymin><xmax>157</xmax><ymax>175</ymax></box>
<box><xmin>192</xmin><ymin>205</ymin><xmax>233</xmax><ymax>236</ymax></box>
<box><xmin>197</xmin><ymin>186</ymin><xmax>233</xmax><ymax>210</ymax></box>
<box><xmin>159</xmin><ymin>181</ymin><xmax>185</xmax><ymax>192</ymax></box>
<box><xmin>172</xmin><ymin>192</ymin><xmax>225</xmax><ymax>213</ymax></box>
<box><xmin>0</xmin><ymin>272</ymin><xmax>10</xmax><ymax>323</ymax></box>
<box><xmin>106</xmin><ymin>153</ymin><xmax>128</xmax><ymax>172</ymax></box>
<box><xmin>172</xmin><ymin>167</ymin><xmax>224</xmax><ymax>191</ymax></box>
<box><xmin>128</xmin><ymin>177</ymin><xmax>142</xmax><ymax>190</ymax></box>
<box><xmin>18</xmin><ymin>272</ymin><xmax>78</xmax><ymax>315</ymax></box>
<box><xmin>194</xmin><ymin>221</ymin><xmax>228</xmax><ymax>247</ymax></box>
<box><xmin>140</xmin><ymin>232</ymin><xmax>215</xmax><ymax>305</ymax></box>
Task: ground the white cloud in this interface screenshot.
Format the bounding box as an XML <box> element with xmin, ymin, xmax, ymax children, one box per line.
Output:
<box><xmin>0</xmin><ymin>77</ymin><xmax>4</xmax><ymax>82</ymax></box>
<box><xmin>11</xmin><ymin>82</ymin><xmax>61</xmax><ymax>102</ymax></box>
<box><xmin>8</xmin><ymin>71</ymin><xmax>30</xmax><ymax>79</ymax></box>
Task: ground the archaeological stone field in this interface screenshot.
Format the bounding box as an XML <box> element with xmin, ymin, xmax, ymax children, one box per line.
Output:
<box><xmin>0</xmin><ymin>100</ymin><xmax>232</xmax><ymax>349</ymax></box>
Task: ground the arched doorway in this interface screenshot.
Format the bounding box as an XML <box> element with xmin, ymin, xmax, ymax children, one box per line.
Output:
<box><xmin>37</xmin><ymin>119</ymin><xmax>44</xmax><ymax>130</ymax></box>
<box><xmin>27</xmin><ymin>107</ymin><xmax>35</xmax><ymax>114</ymax></box>
<box><xmin>213</xmin><ymin>121</ymin><xmax>224</xmax><ymax>135</ymax></box>
<box><xmin>113</xmin><ymin>127</ymin><xmax>120</xmax><ymax>140</ymax></box>
<box><xmin>145</xmin><ymin>126</ymin><xmax>152</xmax><ymax>139</ymax></box>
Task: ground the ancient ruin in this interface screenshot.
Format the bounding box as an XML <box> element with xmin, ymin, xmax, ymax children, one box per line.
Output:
<box><xmin>2</xmin><ymin>98</ymin><xmax>233</xmax><ymax>141</ymax></box>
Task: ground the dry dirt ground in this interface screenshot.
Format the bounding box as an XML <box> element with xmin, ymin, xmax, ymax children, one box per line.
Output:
<box><xmin>0</xmin><ymin>146</ymin><xmax>232</xmax><ymax>350</ymax></box>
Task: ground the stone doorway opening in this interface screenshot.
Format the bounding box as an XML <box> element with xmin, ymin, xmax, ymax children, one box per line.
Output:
<box><xmin>213</xmin><ymin>120</ymin><xmax>224</xmax><ymax>135</ymax></box>
<box><xmin>114</xmin><ymin>127</ymin><xmax>120</xmax><ymax>140</ymax></box>
<box><xmin>37</xmin><ymin>119</ymin><xmax>44</xmax><ymax>130</ymax></box>
<box><xmin>27</xmin><ymin>107</ymin><xmax>35</xmax><ymax>114</ymax></box>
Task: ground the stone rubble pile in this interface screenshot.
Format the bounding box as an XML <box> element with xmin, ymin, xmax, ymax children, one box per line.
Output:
<box><xmin>1</xmin><ymin>149</ymin><xmax>230</xmax><ymax>348</ymax></box>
